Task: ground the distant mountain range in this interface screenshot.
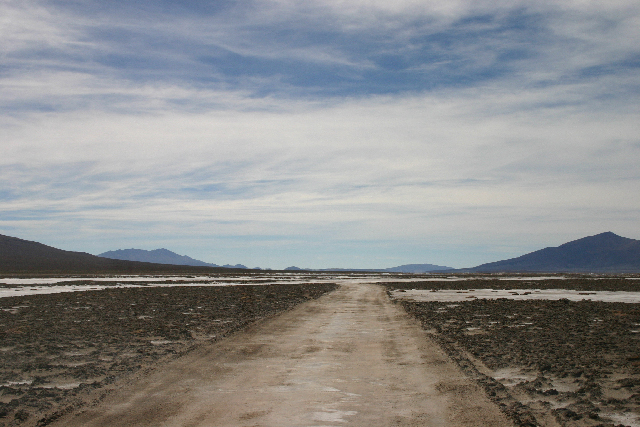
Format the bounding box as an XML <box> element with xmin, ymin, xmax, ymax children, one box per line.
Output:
<box><xmin>382</xmin><ymin>263</ymin><xmax>454</xmax><ymax>273</ymax></box>
<box><xmin>284</xmin><ymin>263</ymin><xmax>453</xmax><ymax>273</ymax></box>
<box><xmin>0</xmin><ymin>234</ymin><xmax>242</xmax><ymax>274</ymax></box>
<box><xmin>99</xmin><ymin>248</ymin><xmax>248</xmax><ymax>269</ymax></box>
<box><xmin>2</xmin><ymin>231</ymin><xmax>640</xmax><ymax>274</ymax></box>
<box><xmin>465</xmin><ymin>232</ymin><xmax>640</xmax><ymax>273</ymax></box>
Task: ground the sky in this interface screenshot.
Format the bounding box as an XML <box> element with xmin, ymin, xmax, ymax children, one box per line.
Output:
<box><xmin>1</xmin><ymin>0</ymin><xmax>639</xmax><ymax>269</ymax></box>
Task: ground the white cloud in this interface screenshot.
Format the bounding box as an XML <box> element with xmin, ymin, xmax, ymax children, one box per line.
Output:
<box><xmin>1</xmin><ymin>0</ymin><xmax>639</xmax><ymax>268</ymax></box>
<box><xmin>3</xmin><ymin>82</ymin><xmax>638</xmax><ymax>262</ymax></box>
<box><xmin>0</xmin><ymin>0</ymin><xmax>78</xmax><ymax>53</ymax></box>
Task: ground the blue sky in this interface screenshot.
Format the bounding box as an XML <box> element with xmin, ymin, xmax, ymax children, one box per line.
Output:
<box><xmin>1</xmin><ymin>0</ymin><xmax>639</xmax><ymax>269</ymax></box>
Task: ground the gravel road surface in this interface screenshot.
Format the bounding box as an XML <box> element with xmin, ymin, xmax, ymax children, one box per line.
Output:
<box><xmin>52</xmin><ymin>282</ymin><xmax>511</xmax><ymax>427</ymax></box>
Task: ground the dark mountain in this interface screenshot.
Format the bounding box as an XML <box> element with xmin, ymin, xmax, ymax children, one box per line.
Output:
<box><xmin>467</xmin><ymin>232</ymin><xmax>640</xmax><ymax>273</ymax></box>
<box><xmin>0</xmin><ymin>234</ymin><xmax>236</xmax><ymax>274</ymax></box>
<box><xmin>99</xmin><ymin>248</ymin><xmax>219</xmax><ymax>267</ymax></box>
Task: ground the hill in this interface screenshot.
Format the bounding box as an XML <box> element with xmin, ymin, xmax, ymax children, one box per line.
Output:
<box><xmin>99</xmin><ymin>249</ymin><xmax>249</xmax><ymax>269</ymax></box>
<box><xmin>468</xmin><ymin>232</ymin><xmax>640</xmax><ymax>273</ymax></box>
<box><xmin>382</xmin><ymin>263</ymin><xmax>454</xmax><ymax>273</ymax></box>
<box><xmin>284</xmin><ymin>263</ymin><xmax>453</xmax><ymax>273</ymax></box>
<box><xmin>99</xmin><ymin>248</ymin><xmax>220</xmax><ymax>267</ymax></box>
<box><xmin>0</xmin><ymin>234</ymin><xmax>238</xmax><ymax>275</ymax></box>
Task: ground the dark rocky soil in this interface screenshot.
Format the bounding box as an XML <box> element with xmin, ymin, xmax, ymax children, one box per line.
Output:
<box><xmin>386</xmin><ymin>277</ymin><xmax>640</xmax><ymax>427</ymax></box>
<box><xmin>0</xmin><ymin>282</ymin><xmax>337</xmax><ymax>426</ymax></box>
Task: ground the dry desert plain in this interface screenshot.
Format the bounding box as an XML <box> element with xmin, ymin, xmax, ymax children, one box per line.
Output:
<box><xmin>0</xmin><ymin>273</ymin><xmax>639</xmax><ymax>427</ymax></box>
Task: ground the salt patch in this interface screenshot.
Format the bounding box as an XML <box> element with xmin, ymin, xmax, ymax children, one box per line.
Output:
<box><xmin>493</xmin><ymin>368</ymin><xmax>536</xmax><ymax>387</ymax></box>
<box><xmin>1</xmin><ymin>380</ymin><xmax>33</xmax><ymax>387</ymax></box>
<box><xmin>0</xmin><ymin>282</ymin><xmax>274</xmax><ymax>298</ymax></box>
<box><xmin>40</xmin><ymin>382</ymin><xmax>81</xmax><ymax>390</ymax></box>
<box><xmin>0</xmin><ymin>276</ymin><xmax>236</xmax><ymax>286</ymax></box>
<box><xmin>604</xmin><ymin>412</ymin><xmax>640</xmax><ymax>427</ymax></box>
<box><xmin>0</xmin><ymin>273</ymin><xmax>410</xmax><ymax>287</ymax></box>
<box><xmin>0</xmin><ymin>274</ymin><xmax>447</xmax><ymax>299</ymax></box>
<box><xmin>390</xmin><ymin>289</ymin><xmax>640</xmax><ymax>303</ymax></box>
<box><xmin>550</xmin><ymin>378</ymin><xmax>579</xmax><ymax>393</ymax></box>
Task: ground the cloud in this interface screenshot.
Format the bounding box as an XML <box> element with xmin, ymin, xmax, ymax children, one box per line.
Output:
<box><xmin>1</xmin><ymin>0</ymin><xmax>639</xmax><ymax>268</ymax></box>
<box><xmin>3</xmin><ymin>0</ymin><xmax>637</xmax><ymax>104</ymax></box>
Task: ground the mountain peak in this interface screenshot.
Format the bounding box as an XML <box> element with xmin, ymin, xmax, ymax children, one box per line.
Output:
<box><xmin>469</xmin><ymin>232</ymin><xmax>640</xmax><ymax>273</ymax></box>
<box><xmin>560</xmin><ymin>232</ymin><xmax>635</xmax><ymax>251</ymax></box>
<box><xmin>0</xmin><ymin>234</ymin><xmax>225</xmax><ymax>274</ymax></box>
<box><xmin>99</xmin><ymin>248</ymin><xmax>220</xmax><ymax>267</ymax></box>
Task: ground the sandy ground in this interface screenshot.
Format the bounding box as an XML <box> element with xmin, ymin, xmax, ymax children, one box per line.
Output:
<box><xmin>50</xmin><ymin>281</ymin><xmax>511</xmax><ymax>427</ymax></box>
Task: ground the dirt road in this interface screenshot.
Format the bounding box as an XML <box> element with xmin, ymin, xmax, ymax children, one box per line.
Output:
<box><xmin>53</xmin><ymin>282</ymin><xmax>512</xmax><ymax>427</ymax></box>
